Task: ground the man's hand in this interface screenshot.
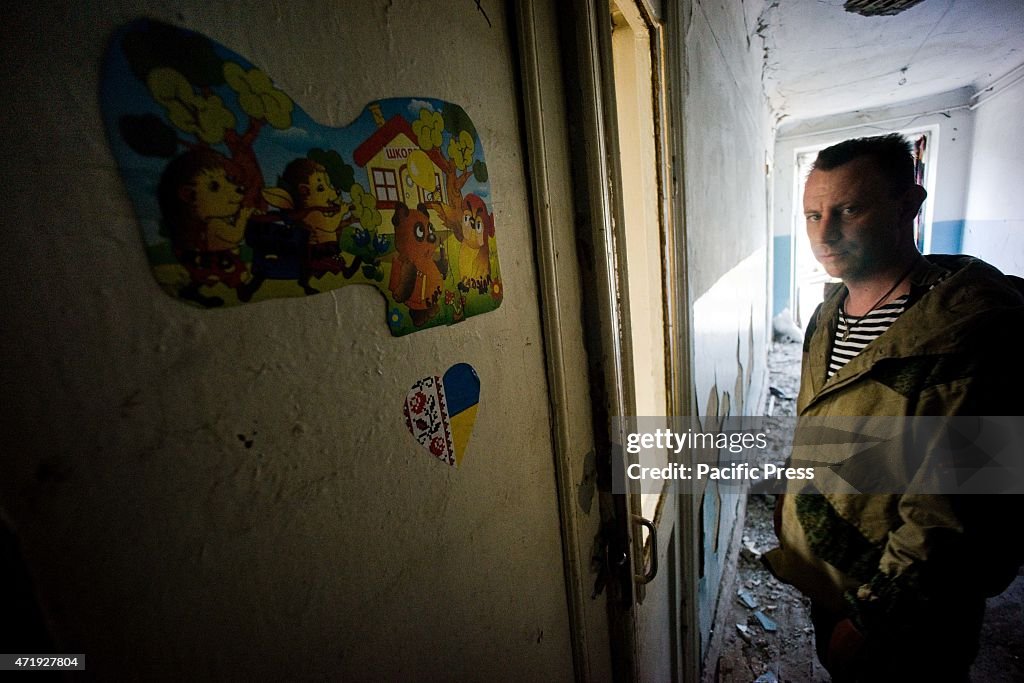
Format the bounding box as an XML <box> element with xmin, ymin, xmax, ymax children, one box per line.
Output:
<box><xmin>827</xmin><ymin>618</ymin><xmax>866</xmax><ymax>682</ymax></box>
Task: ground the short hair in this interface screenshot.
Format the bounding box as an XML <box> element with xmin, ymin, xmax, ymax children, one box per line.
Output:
<box><xmin>813</xmin><ymin>133</ymin><xmax>915</xmax><ymax>196</ymax></box>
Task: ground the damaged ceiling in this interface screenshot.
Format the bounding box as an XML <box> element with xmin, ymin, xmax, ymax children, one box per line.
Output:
<box><xmin>758</xmin><ymin>0</ymin><xmax>1024</xmax><ymax>125</ymax></box>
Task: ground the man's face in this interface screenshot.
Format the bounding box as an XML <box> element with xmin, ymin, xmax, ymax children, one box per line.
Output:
<box><xmin>803</xmin><ymin>156</ymin><xmax>913</xmax><ymax>283</ymax></box>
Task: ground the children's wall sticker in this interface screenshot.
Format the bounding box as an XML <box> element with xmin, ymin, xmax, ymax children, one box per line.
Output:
<box><xmin>101</xmin><ymin>19</ymin><xmax>503</xmax><ymax>335</ymax></box>
<box><xmin>403</xmin><ymin>364</ymin><xmax>480</xmax><ymax>467</ymax></box>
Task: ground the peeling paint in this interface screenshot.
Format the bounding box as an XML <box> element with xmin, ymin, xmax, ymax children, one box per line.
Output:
<box><xmin>759</xmin><ymin>0</ymin><xmax>1024</xmax><ymax>121</ymax></box>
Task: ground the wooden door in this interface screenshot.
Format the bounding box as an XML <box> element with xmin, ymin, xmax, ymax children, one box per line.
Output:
<box><xmin>1</xmin><ymin>1</ymin><xmax>601</xmax><ymax>680</ymax></box>
<box><xmin>526</xmin><ymin>1</ymin><xmax>699</xmax><ymax>680</ymax></box>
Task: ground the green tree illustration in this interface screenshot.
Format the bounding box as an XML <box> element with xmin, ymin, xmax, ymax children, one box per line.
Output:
<box><xmin>117</xmin><ymin>20</ymin><xmax>294</xmax><ymax>209</ymax></box>
<box><xmin>410</xmin><ymin>103</ymin><xmax>489</xmax><ymax>231</ymax></box>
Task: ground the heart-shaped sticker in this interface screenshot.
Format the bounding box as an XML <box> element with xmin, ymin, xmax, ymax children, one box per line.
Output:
<box><xmin>403</xmin><ymin>363</ymin><xmax>480</xmax><ymax>466</ymax></box>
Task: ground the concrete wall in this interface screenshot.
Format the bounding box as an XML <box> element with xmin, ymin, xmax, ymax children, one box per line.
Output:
<box><xmin>962</xmin><ymin>73</ymin><xmax>1024</xmax><ymax>276</ymax></box>
<box><xmin>679</xmin><ymin>0</ymin><xmax>773</xmax><ymax>654</ymax></box>
<box><xmin>772</xmin><ymin>89</ymin><xmax>976</xmax><ymax>316</ymax></box>
<box><xmin>0</xmin><ymin>3</ymin><xmax>576</xmax><ymax>679</ymax></box>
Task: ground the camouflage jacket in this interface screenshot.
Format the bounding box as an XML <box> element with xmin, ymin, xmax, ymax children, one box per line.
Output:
<box><xmin>764</xmin><ymin>255</ymin><xmax>1024</xmax><ymax>637</ymax></box>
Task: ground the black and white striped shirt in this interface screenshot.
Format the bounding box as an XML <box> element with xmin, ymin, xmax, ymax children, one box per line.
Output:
<box><xmin>828</xmin><ymin>294</ymin><xmax>910</xmax><ymax>378</ymax></box>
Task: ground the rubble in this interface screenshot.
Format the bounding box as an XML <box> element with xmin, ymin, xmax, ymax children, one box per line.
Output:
<box><xmin>754</xmin><ymin>610</ymin><xmax>779</xmax><ymax>632</ymax></box>
<box><xmin>738</xmin><ymin>589</ymin><xmax>759</xmax><ymax>609</ymax></box>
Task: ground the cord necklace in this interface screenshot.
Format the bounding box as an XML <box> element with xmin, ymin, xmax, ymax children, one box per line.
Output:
<box><xmin>839</xmin><ymin>260</ymin><xmax>917</xmax><ymax>341</ymax></box>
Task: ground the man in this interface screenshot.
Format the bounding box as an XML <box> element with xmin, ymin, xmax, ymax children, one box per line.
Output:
<box><xmin>763</xmin><ymin>134</ymin><xmax>1024</xmax><ymax>682</ymax></box>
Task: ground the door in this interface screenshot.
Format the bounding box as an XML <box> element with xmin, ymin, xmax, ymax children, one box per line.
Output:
<box><xmin>225</xmin><ymin>3</ymin><xmax>584</xmax><ymax>680</ymax></box>
<box><xmin>3</xmin><ymin>1</ymin><xmax>602</xmax><ymax>680</ymax></box>
<box><xmin>531</xmin><ymin>1</ymin><xmax>698</xmax><ymax>681</ymax></box>
<box><xmin>606</xmin><ymin>4</ymin><xmax>696</xmax><ymax>681</ymax></box>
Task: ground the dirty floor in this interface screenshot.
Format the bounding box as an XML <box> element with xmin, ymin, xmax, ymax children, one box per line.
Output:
<box><xmin>711</xmin><ymin>340</ymin><xmax>1024</xmax><ymax>683</ymax></box>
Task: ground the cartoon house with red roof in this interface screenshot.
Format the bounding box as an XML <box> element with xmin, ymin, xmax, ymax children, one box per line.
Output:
<box><xmin>352</xmin><ymin>106</ymin><xmax>449</xmax><ymax>230</ymax></box>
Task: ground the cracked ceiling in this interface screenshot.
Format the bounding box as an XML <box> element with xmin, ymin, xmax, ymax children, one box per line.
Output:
<box><xmin>755</xmin><ymin>0</ymin><xmax>1024</xmax><ymax>126</ymax></box>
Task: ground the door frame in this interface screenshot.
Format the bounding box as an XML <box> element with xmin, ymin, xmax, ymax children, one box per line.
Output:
<box><xmin>514</xmin><ymin>0</ymin><xmax>700</xmax><ymax>680</ymax></box>
<box><xmin>513</xmin><ymin>3</ymin><xmax>607</xmax><ymax>680</ymax></box>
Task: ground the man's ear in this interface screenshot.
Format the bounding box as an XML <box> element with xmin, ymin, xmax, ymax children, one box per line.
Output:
<box><xmin>900</xmin><ymin>184</ymin><xmax>927</xmax><ymax>224</ymax></box>
<box><xmin>393</xmin><ymin>202</ymin><xmax>409</xmax><ymax>227</ymax></box>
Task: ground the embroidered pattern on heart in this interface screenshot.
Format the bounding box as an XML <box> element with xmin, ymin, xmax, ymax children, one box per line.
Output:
<box><xmin>403</xmin><ymin>363</ymin><xmax>480</xmax><ymax>466</ymax></box>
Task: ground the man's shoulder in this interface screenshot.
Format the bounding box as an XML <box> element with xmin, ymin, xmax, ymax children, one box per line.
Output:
<box><xmin>926</xmin><ymin>254</ymin><xmax>1023</xmax><ymax>294</ymax></box>
<box><xmin>904</xmin><ymin>256</ymin><xmax>1024</xmax><ymax>361</ymax></box>
<box><xmin>925</xmin><ymin>255</ymin><xmax>1024</xmax><ymax>312</ymax></box>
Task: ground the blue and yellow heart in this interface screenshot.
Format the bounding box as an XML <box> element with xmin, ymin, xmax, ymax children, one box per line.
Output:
<box><xmin>403</xmin><ymin>364</ymin><xmax>480</xmax><ymax>466</ymax></box>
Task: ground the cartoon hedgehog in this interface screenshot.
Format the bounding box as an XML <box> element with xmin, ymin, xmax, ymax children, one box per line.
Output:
<box><xmin>157</xmin><ymin>148</ymin><xmax>253</xmax><ymax>306</ymax></box>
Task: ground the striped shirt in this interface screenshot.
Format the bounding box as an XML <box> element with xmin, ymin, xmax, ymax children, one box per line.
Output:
<box><xmin>828</xmin><ymin>294</ymin><xmax>910</xmax><ymax>378</ymax></box>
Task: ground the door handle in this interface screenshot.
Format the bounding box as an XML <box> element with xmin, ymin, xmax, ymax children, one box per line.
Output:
<box><xmin>632</xmin><ymin>514</ymin><xmax>658</xmax><ymax>585</ymax></box>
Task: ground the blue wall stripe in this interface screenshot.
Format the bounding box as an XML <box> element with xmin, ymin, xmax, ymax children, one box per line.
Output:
<box><xmin>929</xmin><ymin>219</ymin><xmax>964</xmax><ymax>254</ymax></box>
<box><xmin>772</xmin><ymin>234</ymin><xmax>792</xmax><ymax>316</ymax></box>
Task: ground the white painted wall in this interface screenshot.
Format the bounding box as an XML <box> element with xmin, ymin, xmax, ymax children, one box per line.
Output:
<box><xmin>678</xmin><ymin>0</ymin><xmax>773</xmax><ymax>658</ymax></box>
<box><xmin>962</xmin><ymin>75</ymin><xmax>1024</xmax><ymax>276</ymax></box>
<box><xmin>0</xmin><ymin>3</ymin><xmax>577</xmax><ymax>680</ymax></box>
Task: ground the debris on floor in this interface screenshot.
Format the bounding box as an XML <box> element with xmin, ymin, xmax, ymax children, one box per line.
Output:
<box><xmin>713</xmin><ymin>341</ymin><xmax>826</xmax><ymax>682</ymax></box>
<box><xmin>714</xmin><ymin>493</ymin><xmax>826</xmax><ymax>682</ymax></box>
<box><xmin>754</xmin><ymin>610</ymin><xmax>779</xmax><ymax>632</ymax></box>
<box><xmin>711</xmin><ymin>340</ymin><xmax>1024</xmax><ymax>682</ymax></box>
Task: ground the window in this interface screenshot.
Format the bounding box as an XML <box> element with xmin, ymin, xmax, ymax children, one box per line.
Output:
<box><xmin>417</xmin><ymin>172</ymin><xmax>444</xmax><ymax>204</ymax></box>
<box><xmin>372</xmin><ymin>168</ymin><xmax>399</xmax><ymax>202</ymax></box>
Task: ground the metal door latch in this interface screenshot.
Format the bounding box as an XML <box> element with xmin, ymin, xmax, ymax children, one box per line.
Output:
<box><xmin>632</xmin><ymin>514</ymin><xmax>658</xmax><ymax>585</ymax></box>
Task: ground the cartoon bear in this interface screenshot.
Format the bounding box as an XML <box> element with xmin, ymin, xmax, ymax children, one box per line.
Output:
<box><xmin>157</xmin><ymin>149</ymin><xmax>254</xmax><ymax>307</ymax></box>
<box><xmin>389</xmin><ymin>202</ymin><xmax>448</xmax><ymax>326</ymax></box>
